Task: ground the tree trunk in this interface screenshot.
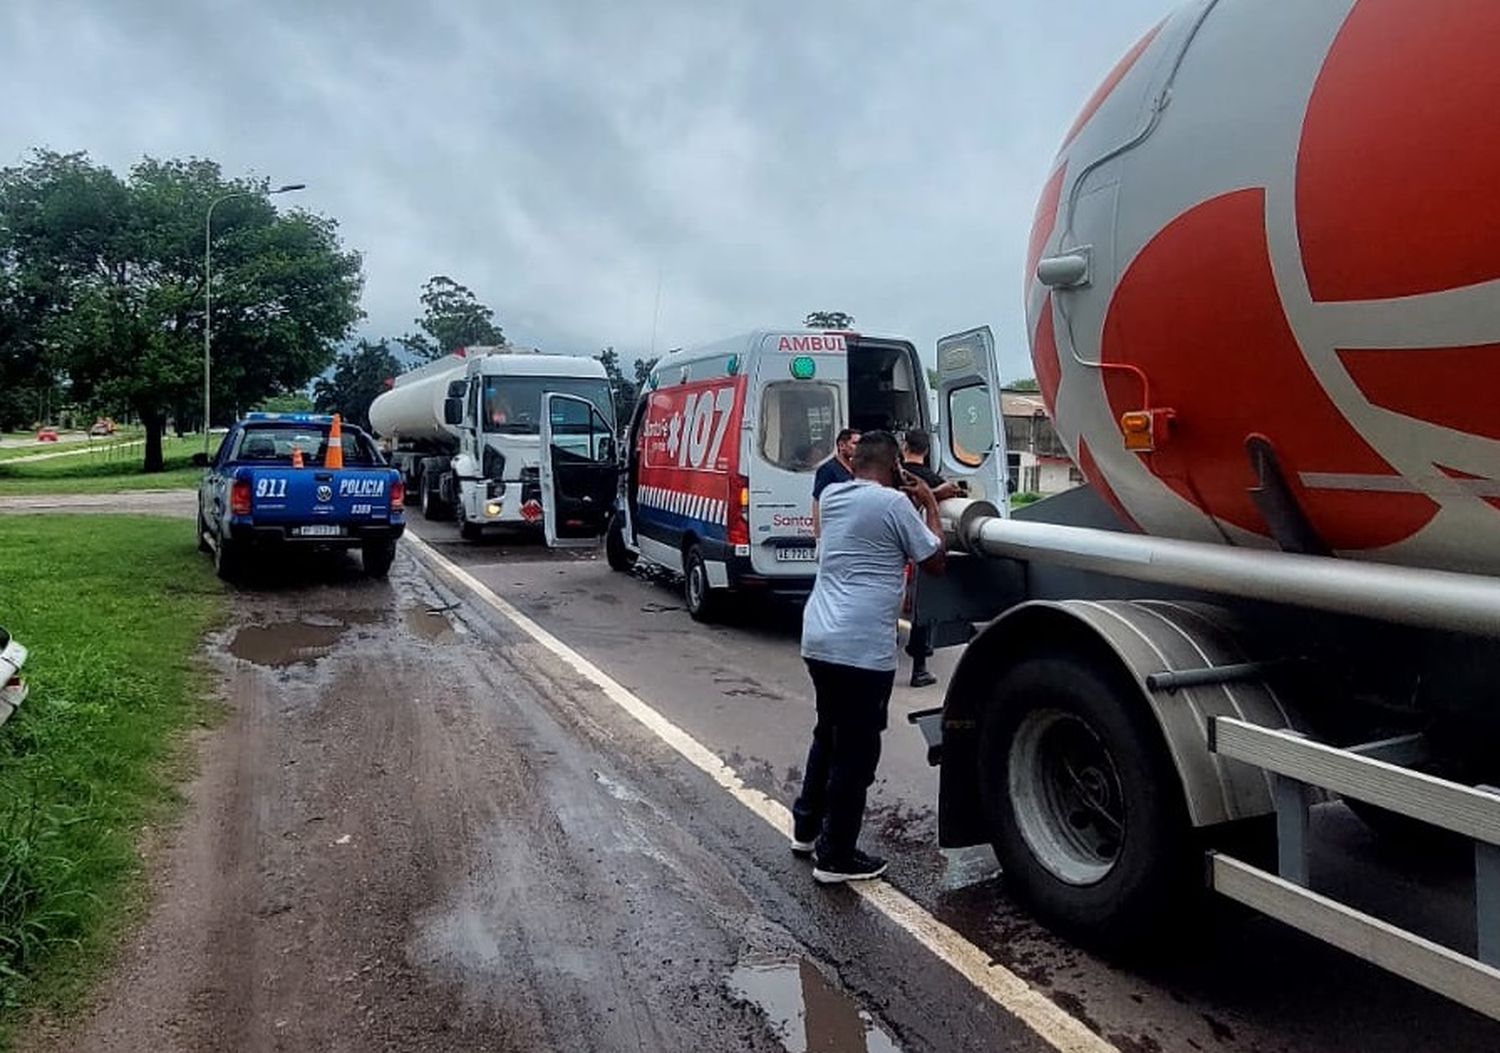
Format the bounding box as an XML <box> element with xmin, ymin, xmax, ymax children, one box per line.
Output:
<box><xmin>142</xmin><ymin>411</ymin><xmax>165</xmax><ymax>473</ymax></box>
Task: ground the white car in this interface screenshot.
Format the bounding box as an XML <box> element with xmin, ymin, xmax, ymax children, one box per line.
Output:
<box><xmin>0</xmin><ymin>626</ymin><xmax>28</xmax><ymax>726</ymax></box>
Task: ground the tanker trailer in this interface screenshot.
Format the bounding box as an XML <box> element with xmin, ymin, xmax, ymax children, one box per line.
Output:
<box><xmin>369</xmin><ymin>346</ymin><xmax>617</xmax><ymax>544</ymax></box>
<box><xmin>916</xmin><ymin>0</ymin><xmax>1500</xmax><ymax>1018</ymax></box>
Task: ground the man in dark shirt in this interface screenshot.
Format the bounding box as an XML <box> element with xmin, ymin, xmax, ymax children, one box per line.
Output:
<box><xmin>812</xmin><ymin>428</ymin><xmax>859</xmax><ymax>536</ymax></box>
<box><xmin>901</xmin><ymin>430</ymin><xmax>957</xmax><ymax>687</ymax></box>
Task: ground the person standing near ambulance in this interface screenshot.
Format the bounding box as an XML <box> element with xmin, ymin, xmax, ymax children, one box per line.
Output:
<box><xmin>792</xmin><ymin>431</ymin><xmax>945</xmax><ymax>882</ymax></box>
<box><xmin>811</xmin><ymin>428</ymin><xmax>859</xmax><ymax>537</ymax></box>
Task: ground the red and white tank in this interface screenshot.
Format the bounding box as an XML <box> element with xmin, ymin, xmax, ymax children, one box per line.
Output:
<box><xmin>1026</xmin><ymin>0</ymin><xmax>1500</xmax><ymax>576</ymax></box>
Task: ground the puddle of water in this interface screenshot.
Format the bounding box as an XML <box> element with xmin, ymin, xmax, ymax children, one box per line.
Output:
<box><xmin>404</xmin><ymin>604</ymin><xmax>457</xmax><ymax>643</ymax></box>
<box><xmin>728</xmin><ymin>953</ymin><xmax>901</xmax><ymax>1053</ymax></box>
<box><xmin>229</xmin><ymin>620</ymin><xmax>347</xmax><ymax>667</ymax></box>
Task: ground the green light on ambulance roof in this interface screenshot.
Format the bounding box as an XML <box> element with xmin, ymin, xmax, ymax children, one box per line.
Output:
<box><xmin>789</xmin><ymin>355</ymin><xmax>816</xmax><ymax>380</ymax></box>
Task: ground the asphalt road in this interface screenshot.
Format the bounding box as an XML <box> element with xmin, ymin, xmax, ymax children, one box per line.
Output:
<box><xmin>33</xmin><ymin>511</ymin><xmax>1500</xmax><ymax>1052</ymax></box>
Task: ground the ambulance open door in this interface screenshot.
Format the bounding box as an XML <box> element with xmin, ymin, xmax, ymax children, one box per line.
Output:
<box><xmin>539</xmin><ymin>392</ymin><xmax>620</xmax><ymax>548</ymax></box>
<box><xmin>935</xmin><ymin>326</ymin><xmax>1011</xmax><ymax>509</ymax></box>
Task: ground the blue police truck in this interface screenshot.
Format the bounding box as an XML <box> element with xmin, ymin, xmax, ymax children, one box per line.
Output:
<box><xmin>194</xmin><ymin>413</ymin><xmax>405</xmax><ymax>581</ymax></box>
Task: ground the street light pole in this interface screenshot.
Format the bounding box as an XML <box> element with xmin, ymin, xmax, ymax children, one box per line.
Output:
<box><xmin>203</xmin><ymin>183</ymin><xmax>306</xmax><ymax>453</ymax></box>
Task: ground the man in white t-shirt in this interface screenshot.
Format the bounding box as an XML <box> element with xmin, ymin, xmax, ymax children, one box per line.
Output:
<box><xmin>792</xmin><ymin>430</ymin><xmax>946</xmax><ymax>883</ymax></box>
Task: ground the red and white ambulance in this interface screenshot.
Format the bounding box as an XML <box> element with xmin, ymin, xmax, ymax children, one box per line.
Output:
<box><xmin>606</xmin><ymin>327</ymin><xmax>1009</xmax><ymax>619</ymax></box>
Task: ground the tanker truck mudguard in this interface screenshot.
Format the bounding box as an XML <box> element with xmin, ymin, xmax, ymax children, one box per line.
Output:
<box><xmin>369</xmin><ymin>346</ymin><xmax>618</xmax><ymax>547</ymax></box>
<box><xmin>913</xmin><ymin>0</ymin><xmax>1500</xmax><ymax>1019</ymax></box>
<box><xmin>194</xmin><ymin>413</ymin><xmax>405</xmax><ymax>582</ymax></box>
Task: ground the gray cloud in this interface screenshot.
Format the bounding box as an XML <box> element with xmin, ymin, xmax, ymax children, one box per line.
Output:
<box><xmin>3</xmin><ymin>0</ymin><xmax>1167</xmax><ymax>378</ymax></box>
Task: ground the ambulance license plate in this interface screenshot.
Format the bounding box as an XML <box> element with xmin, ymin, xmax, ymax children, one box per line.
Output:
<box><xmin>295</xmin><ymin>524</ymin><xmax>345</xmax><ymax>538</ymax></box>
<box><xmin>774</xmin><ymin>546</ymin><xmax>817</xmax><ymax>563</ymax></box>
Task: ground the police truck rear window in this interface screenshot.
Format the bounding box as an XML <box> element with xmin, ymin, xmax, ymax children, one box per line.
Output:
<box><xmin>230</xmin><ymin>426</ymin><xmax>380</xmax><ymax>466</ymax></box>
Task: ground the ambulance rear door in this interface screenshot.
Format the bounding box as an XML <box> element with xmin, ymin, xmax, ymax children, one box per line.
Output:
<box><xmin>746</xmin><ymin>333</ymin><xmax>849</xmax><ymax>575</ymax></box>
<box><xmin>935</xmin><ymin>325</ymin><xmax>1010</xmax><ymax>508</ymax></box>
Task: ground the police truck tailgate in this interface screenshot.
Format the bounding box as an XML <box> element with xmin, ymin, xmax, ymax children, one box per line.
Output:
<box><xmin>243</xmin><ymin>468</ymin><xmax>397</xmax><ymax>534</ymax></box>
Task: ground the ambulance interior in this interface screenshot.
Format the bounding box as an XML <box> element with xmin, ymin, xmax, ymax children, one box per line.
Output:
<box><xmin>847</xmin><ymin>340</ymin><xmax>924</xmax><ymax>439</ymax></box>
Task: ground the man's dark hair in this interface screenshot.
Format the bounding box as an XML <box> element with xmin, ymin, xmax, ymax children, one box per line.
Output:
<box><xmin>835</xmin><ymin>427</ymin><xmax>860</xmax><ymax>445</ymax></box>
<box><xmin>903</xmin><ymin>430</ymin><xmax>931</xmax><ymax>456</ymax></box>
<box><xmin>851</xmin><ymin>430</ymin><xmax>900</xmax><ymax>473</ymax></box>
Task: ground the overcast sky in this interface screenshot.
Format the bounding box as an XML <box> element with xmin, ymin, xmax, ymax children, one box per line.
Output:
<box><xmin>4</xmin><ymin>0</ymin><xmax>1167</xmax><ymax>379</ymax></box>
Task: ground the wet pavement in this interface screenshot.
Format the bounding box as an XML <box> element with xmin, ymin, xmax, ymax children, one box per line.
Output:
<box><xmin>26</xmin><ymin>515</ymin><xmax>1500</xmax><ymax>1052</ymax></box>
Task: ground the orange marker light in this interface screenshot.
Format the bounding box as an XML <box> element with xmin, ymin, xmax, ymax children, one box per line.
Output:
<box><xmin>1121</xmin><ymin>408</ymin><xmax>1174</xmax><ymax>453</ymax></box>
<box><xmin>325</xmin><ymin>414</ymin><xmax>344</xmax><ymax>469</ymax></box>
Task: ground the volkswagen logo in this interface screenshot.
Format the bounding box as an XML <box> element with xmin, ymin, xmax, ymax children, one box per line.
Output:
<box><xmin>316</xmin><ymin>484</ymin><xmax>332</xmax><ymax>503</ymax></box>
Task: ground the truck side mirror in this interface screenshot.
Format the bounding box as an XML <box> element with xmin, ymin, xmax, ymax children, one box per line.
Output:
<box><xmin>443</xmin><ymin>397</ymin><xmax>464</xmax><ymax>426</ymax></box>
<box><xmin>190</xmin><ymin>452</ymin><xmax>209</xmax><ymax>468</ymax></box>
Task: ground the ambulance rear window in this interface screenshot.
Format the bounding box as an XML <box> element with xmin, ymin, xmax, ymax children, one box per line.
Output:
<box><xmin>759</xmin><ymin>383</ymin><xmax>840</xmax><ymax>472</ymax></box>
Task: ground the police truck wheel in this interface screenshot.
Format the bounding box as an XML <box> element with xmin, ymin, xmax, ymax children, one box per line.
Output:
<box><xmin>214</xmin><ymin>535</ymin><xmax>246</xmax><ymax>583</ymax></box>
<box><xmin>606</xmin><ymin>517</ymin><xmax>635</xmax><ymax>573</ymax></box>
<box><xmin>683</xmin><ymin>545</ymin><xmax>720</xmax><ymax>623</ymax></box>
<box><xmin>362</xmin><ymin>540</ymin><xmax>396</xmax><ymax>578</ymax></box>
<box><xmin>197</xmin><ymin>513</ymin><xmax>213</xmax><ymax>554</ymax></box>
<box><xmin>978</xmin><ymin>654</ymin><xmax>1194</xmax><ymax>950</ymax></box>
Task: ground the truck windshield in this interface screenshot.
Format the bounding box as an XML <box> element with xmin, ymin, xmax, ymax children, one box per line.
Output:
<box><xmin>228</xmin><ymin>426</ymin><xmax>382</xmax><ymax>466</ymax></box>
<box><xmin>483</xmin><ymin>378</ymin><xmax>615</xmax><ymax>435</ymax></box>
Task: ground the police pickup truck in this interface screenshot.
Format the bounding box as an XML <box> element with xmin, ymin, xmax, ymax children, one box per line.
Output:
<box><xmin>193</xmin><ymin>413</ymin><xmax>405</xmax><ymax>581</ymax></box>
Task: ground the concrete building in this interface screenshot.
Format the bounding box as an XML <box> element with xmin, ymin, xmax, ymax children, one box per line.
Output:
<box><xmin>1002</xmin><ymin>391</ymin><xmax>1082</xmax><ymax>498</ymax></box>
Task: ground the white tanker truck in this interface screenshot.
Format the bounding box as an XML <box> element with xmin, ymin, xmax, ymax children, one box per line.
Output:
<box><xmin>369</xmin><ymin>347</ymin><xmax>619</xmax><ymax>546</ymax></box>
<box><xmin>915</xmin><ymin>0</ymin><xmax>1500</xmax><ymax>1018</ymax></box>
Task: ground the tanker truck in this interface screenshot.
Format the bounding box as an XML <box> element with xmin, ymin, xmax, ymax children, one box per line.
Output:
<box><xmin>913</xmin><ymin>0</ymin><xmax>1500</xmax><ymax>1019</ymax></box>
<box><xmin>369</xmin><ymin>347</ymin><xmax>619</xmax><ymax>546</ymax></box>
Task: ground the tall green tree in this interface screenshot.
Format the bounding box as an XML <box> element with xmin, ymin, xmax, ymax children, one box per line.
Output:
<box><xmin>803</xmin><ymin>310</ymin><xmax>855</xmax><ymax>329</ymax></box>
<box><xmin>0</xmin><ymin>150</ymin><xmax>364</xmax><ymax>470</ymax></box>
<box><xmin>399</xmin><ymin>275</ymin><xmax>504</xmax><ymax>361</ymax></box>
<box><xmin>314</xmin><ymin>338</ymin><xmax>401</xmax><ymax>429</ymax></box>
<box><xmin>596</xmin><ymin>346</ymin><xmax>638</xmax><ymax>426</ymax></box>
<box><xmin>633</xmin><ymin>356</ymin><xmax>657</xmax><ymax>389</ymax></box>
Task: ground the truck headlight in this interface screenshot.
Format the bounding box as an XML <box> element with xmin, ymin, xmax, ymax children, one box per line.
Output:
<box><xmin>485</xmin><ymin>501</ymin><xmax>502</xmax><ymax>518</ymax></box>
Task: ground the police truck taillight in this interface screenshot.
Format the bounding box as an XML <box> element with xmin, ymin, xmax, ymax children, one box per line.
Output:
<box><xmin>390</xmin><ymin>480</ymin><xmax>405</xmax><ymax>508</ymax></box>
<box><xmin>727</xmin><ymin>473</ymin><xmax>751</xmax><ymax>549</ymax></box>
<box><xmin>230</xmin><ymin>479</ymin><xmax>252</xmax><ymax>516</ymax></box>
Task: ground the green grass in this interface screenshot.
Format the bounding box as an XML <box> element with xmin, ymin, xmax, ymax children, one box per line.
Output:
<box><xmin>0</xmin><ymin>437</ymin><xmax>204</xmax><ymax>496</ymax></box>
<box><xmin>0</xmin><ymin>517</ymin><xmax>223</xmax><ymax>1033</ymax></box>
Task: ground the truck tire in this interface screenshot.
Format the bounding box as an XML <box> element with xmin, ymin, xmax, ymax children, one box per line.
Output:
<box><xmin>606</xmin><ymin>516</ymin><xmax>635</xmax><ymax>573</ymax></box>
<box><xmin>214</xmin><ymin>534</ymin><xmax>247</xmax><ymax>583</ymax></box>
<box><xmin>402</xmin><ymin>467</ymin><xmax>420</xmax><ymax>506</ymax></box>
<box><xmin>978</xmin><ymin>654</ymin><xmax>1194</xmax><ymax>950</ymax></box>
<box><xmin>683</xmin><ymin>544</ymin><xmax>722</xmax><ymax>623</ymax></box>
<box><xmin>197</xmin><ymin>512</ymin><xmax>213</xmax><ymax>554</ymax></box>
<box><xmin>421</xmin><ymin>474</ymin><xmax>448</xmax><ymax>521</ymax></box>
<box><xmin>362</xmin><ymin>540</ymin><xmax>397</xmax><ymax>578</ymax></box>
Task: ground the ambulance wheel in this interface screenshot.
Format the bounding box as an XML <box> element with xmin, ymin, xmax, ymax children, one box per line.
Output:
<box><xmin>683</xmin><ymin>545</ymin><xmax>721</xmax><ymax>623</ymax></box>
<box><xmin>978</xmin><ymin>653</ymin><xmax>1194</xmax><ymax>950</ymax></box>
<box><xmin>606</xmin><ymin>517</ymin><xmax>635</xmax><ymax>572</ymax></box>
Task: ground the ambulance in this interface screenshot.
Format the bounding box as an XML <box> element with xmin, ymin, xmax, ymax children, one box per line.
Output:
<box><xmin>606</xmin><ymin>327</ymin><xmax>1010</xmax><ymax>619</ymax></box>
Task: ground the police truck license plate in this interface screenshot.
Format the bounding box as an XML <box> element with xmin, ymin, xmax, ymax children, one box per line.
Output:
<box><xmin>775</xmin><ymin>547</ymin><xmax>817</xmax><ymax>563</ymax></box>
<box><xmin>296</xmin><ymin>525</ymin><xmax>344</xmax><ymax>537</ymax></box>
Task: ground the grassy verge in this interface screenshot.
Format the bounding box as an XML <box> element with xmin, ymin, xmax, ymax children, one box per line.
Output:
<box><xmin>0</xmin><ymin>437</ymin><xmax>203</xmax><ymax>497</ymax></box>
<box><xmin>0</xmin><ymin>517</ymin><xmax>223</xmax><ymax>1035</ymax></box>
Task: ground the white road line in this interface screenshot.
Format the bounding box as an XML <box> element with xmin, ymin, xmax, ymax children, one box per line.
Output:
<box><xmin>405</xmin><ymin>532</ymin><xmax>1115</xmax><ymax>1053</ymax></box>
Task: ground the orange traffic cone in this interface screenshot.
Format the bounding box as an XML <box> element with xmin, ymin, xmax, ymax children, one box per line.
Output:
<box><xmin>291</xmin><ymin>445</ymin><xmax>304</xmax><ymax>468</ymax></box>
<box><xmin>325</xmin><ymin>414</ymin><xmax>344</xmax><ymax>469</ymax></box>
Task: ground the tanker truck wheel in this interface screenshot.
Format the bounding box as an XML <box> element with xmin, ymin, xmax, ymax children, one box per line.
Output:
<box><xmin>421</xmin><ymin>472</ymin><xmax>449</xmax><ymax>521</ymax></box>
<box><xmin>979</xmin><ymin>653</ymin><xmax>1194</xmax><ymax>950</ymax></box>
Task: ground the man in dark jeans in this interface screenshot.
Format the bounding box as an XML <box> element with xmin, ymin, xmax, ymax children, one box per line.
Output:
<box><xmin>900</xmin><ymin>430</ymin><xmax>959</xmax><ymax>687</ymax></box>
<box><xmin>793</xmin><ymin>431</ymin><xmax>945</xmax><ymax>882</ymax></box>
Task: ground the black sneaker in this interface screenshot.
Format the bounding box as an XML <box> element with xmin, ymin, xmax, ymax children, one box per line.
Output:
<box><xmin>813</xmin><ymin>850</ymin><xmax>888</xmax><ymax>884</ymax></box>
<box><xmin>910</xmin><ymin>669</ymin><xmax>937</xmax><ymax>688</ymax></box>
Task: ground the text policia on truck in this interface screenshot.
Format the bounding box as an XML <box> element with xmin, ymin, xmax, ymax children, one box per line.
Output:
<box><xmin>605</xmin><ymin>327</ymin><xmax>1009</xmax><ymax>621</ymax></box>
<box><xmin>369</xmin><ymin>346</ymin><xmax>618</xmax><ymax>547</ymax></box>
<box><xmin>911</xmin><ymin>0</ymin><xmax>1500</xmax><ymax>1021</ymax></box>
